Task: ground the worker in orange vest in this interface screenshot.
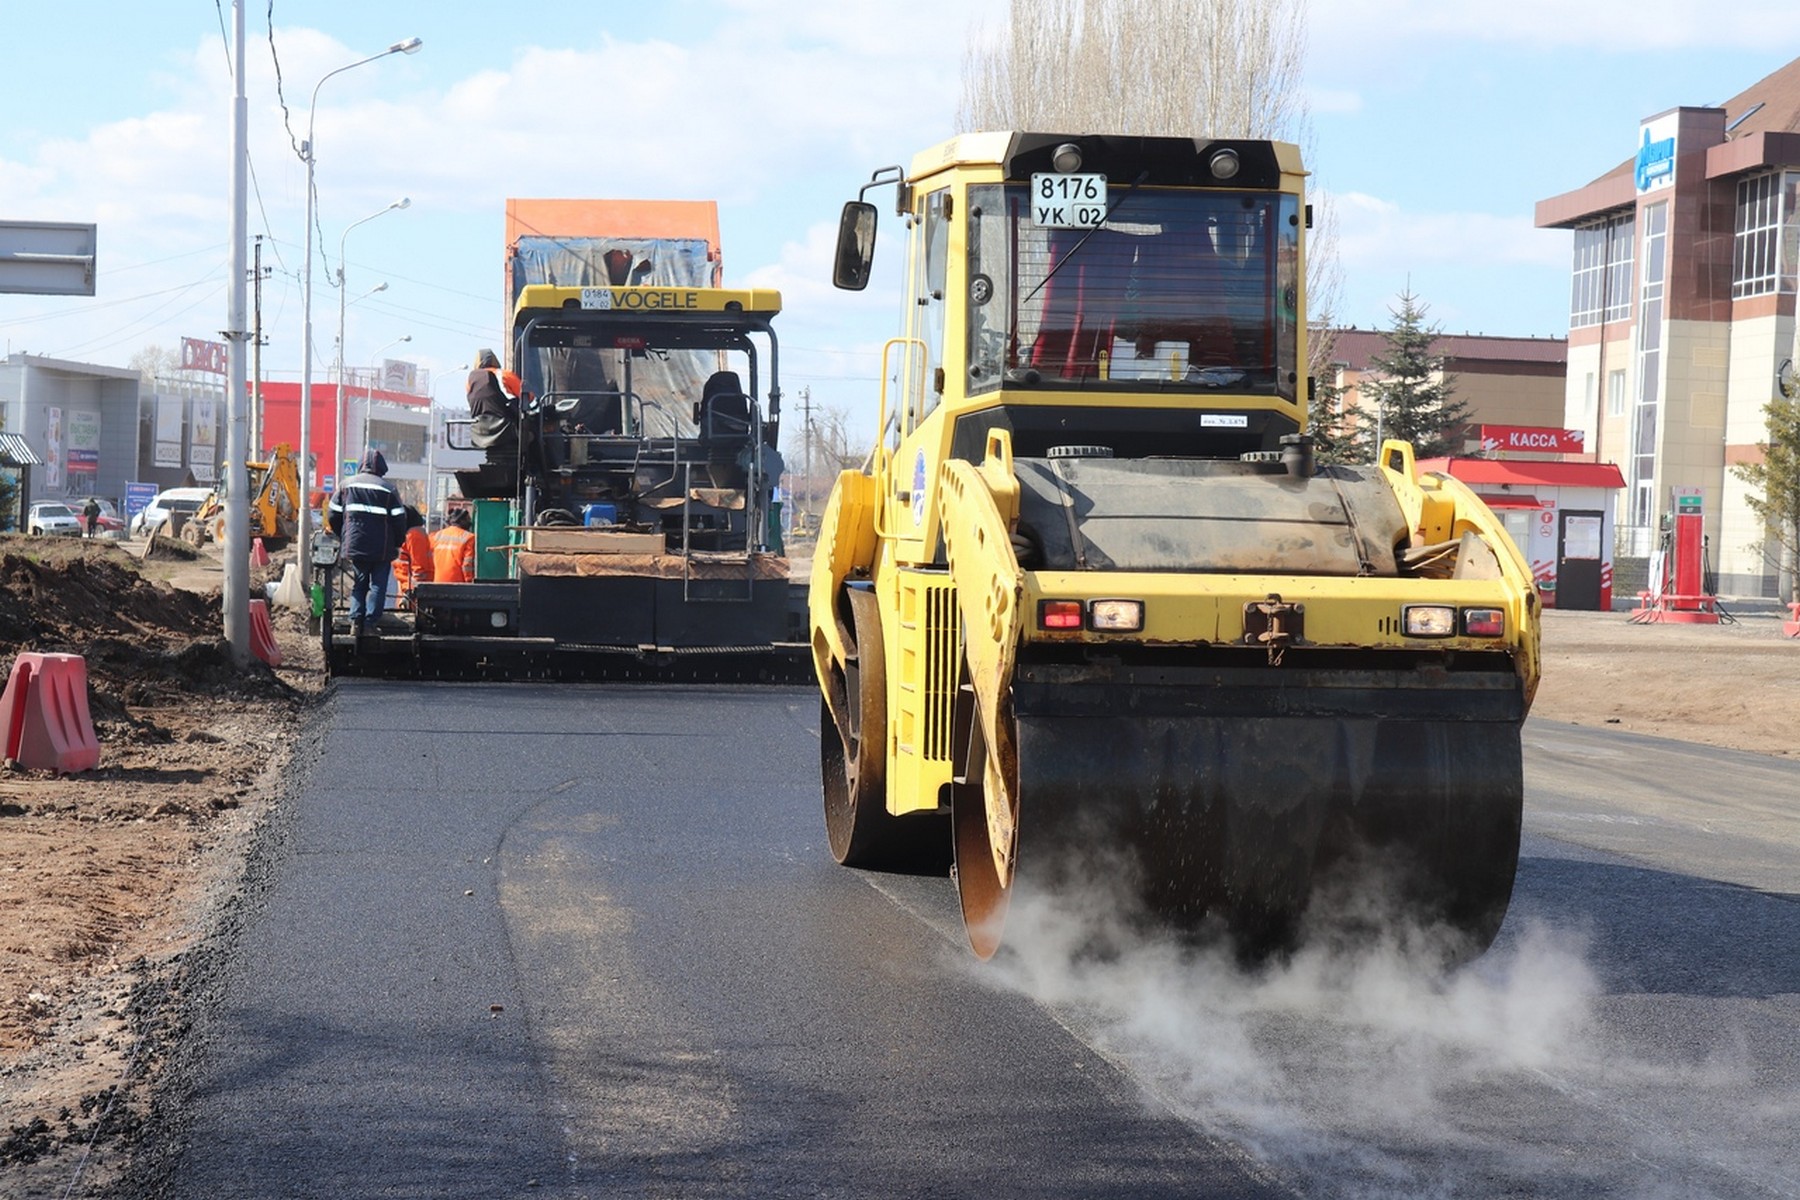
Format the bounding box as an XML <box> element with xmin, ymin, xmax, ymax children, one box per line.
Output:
<box><xmin>431</xmin><ymin>508</ymin><xmax>476</xmax><ymax>583</ymax></box>
<box><xmin>391</xmin><ymin>506</ymin><xmax>434</xmax><ymax>608</ymax></box>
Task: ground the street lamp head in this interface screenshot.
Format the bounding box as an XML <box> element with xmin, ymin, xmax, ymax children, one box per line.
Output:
<box><xmin>389</xmin><ymin>37</ymin><xmax>424</xmax><ymax>55</ymax></box>
<box><xmin>393</xmin><ymin>197</ymin><xmax>411</xmax><ymax>211</ymax></box>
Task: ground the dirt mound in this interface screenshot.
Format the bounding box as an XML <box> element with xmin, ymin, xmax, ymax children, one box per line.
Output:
<box><xmin>0</xmin><ymin>539</ymin><xmax>294</xmax><ymax>708</ymax></box>
<box><xmin>140</xmin><ymin>529</ymin><xmax>200</xmax><ymax>563</ymax></box>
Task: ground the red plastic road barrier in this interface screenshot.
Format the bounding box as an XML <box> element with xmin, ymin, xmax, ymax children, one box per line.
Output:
<box><xmin>1785</xmin><ymin>602</ymin><xmax>1799</xmax><ymax>639</ymax></box>
<box><xmin>0</xmin><ymin>652</ymin><xmax>101</xmax><ymax>773</ymax></box>
<box><xmin>249</xmin><ymin>598</ymin><xmax>283</xmax><ymax>667</ymax></box>
<box><xmin>251</xmin><ymin>537</ymin><xmax>270</xmax><ymax>567</ymax></box>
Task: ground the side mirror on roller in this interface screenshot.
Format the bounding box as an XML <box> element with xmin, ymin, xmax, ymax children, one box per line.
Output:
<box><xmin>833</xmin><ymin>201</ymin><xmax>878</xmax><ymax>291</ymax></box>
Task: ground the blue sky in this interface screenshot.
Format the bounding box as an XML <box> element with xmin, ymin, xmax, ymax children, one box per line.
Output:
<box><xmin>1</xmin><ymin>1</ymin><xmax>1797</xmax><ymax>434</ymax></box>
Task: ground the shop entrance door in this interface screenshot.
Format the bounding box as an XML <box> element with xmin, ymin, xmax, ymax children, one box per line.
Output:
<box><xmin>1557</xmin><ymin>510</ymin><xmax>1604</xmax><ymax>611</ymax></box>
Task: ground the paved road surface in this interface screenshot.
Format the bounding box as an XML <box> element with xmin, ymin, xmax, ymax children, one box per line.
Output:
<box><xmin>148</xmin><ymin>684</ymin><xmax>1800</xmax><ymax>1198</ymax></box>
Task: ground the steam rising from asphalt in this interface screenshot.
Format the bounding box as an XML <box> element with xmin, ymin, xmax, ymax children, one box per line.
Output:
<box><xmin>971</xmin><ymin>855</ymin><xmax>1793</xmax><ymax>1198</ymax></box>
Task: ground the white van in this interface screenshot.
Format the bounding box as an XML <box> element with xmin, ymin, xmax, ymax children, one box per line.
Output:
<box><xmin>130</xmin><ymin>486</ymin><xmax>212</xmax><ymax>538</ymax></box>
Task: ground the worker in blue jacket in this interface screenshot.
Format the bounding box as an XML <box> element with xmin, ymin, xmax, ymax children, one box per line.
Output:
<box><xmin>326</xmin><ymin>449</ymin><xmax>409</xmax><ymax>639</ymax></box>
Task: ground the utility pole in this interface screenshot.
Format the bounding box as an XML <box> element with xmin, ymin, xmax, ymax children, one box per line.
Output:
<box><xmin>249</xmin><ymin>235</ymin><xmax>269</xmax><ymax>456</ymax></box>
<box><xmin>221</xmin><ymin>0</ymin><xmax>250</xmax><ymax>665</ymax></box>
<box><xmin>800</xmin><ymin>386</ymin><xmax>814</xmax><ymax>533</ymax></box>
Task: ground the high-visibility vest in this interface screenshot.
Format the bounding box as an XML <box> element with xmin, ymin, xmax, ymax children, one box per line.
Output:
<box><xmin>392</xmin><ymin>526</ymin><xmax>434</xmax><ymax>596</ymax></box>
<box><xmin>431</xmin><ymin>525</ymin><xmax>476</xmax><ymax>583</ymax></box>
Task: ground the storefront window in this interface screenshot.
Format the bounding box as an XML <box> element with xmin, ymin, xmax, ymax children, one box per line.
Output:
<box><xmin>1626</xmin><ymin>201</ymin><xmax>1667</xmax><ymax>556</ymax></box>
<box><xmin>1733</xmin><ymin>170</ymin><xmax>1800</xmax><ymax>298</ymax></box>
<box><xmin>1570</xmin><ymin>212</ymin><xmax>1633</xmax><ymax>328</ymax></box>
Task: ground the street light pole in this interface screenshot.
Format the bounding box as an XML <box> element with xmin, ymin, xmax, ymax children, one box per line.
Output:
<box><xmin>334</xmin><ymin>198</ymin><xmax>409</xmax><ymax>478</ymax></box>
<box><xmin>334</xmin><ymin>281</ymin><xmax>386</xmax><ymax>472</ymax></box>
<box><xmin>296</xmin><ymin>34</ymin><xmax>422</xmax><ymax>587</ymax></box>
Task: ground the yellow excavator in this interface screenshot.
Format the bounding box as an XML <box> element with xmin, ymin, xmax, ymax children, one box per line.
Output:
<box><xmin>809</xmin><ymin>133</ymin><xmax>1542</xmax><ymax>959</ymax></box>
<box><xmin>182</xmin><ymin>442</ymin><xmax>303</xmax><ymax>549</ymax></box>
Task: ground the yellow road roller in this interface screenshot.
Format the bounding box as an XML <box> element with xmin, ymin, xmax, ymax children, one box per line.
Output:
<box><xmin>809</xmin><ymin>133</ymin><xmax>1541</xmax><ymax>959</ymax></box>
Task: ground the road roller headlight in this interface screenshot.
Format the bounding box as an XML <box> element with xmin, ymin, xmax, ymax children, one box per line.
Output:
<box><xmin>490</xmin><ymin>610</ymin><xmax>509</xmax><ymax>629</ymax></box>
<box><xmin>1039</xmin><ymin>599</ymin><xmax>1084</xmax><ymax>630</ymax></box>
<box><xmin>1087</xmin><ymin>599</ymin><xmax>1144</xmax><ymax>632</ymax></box>
<box><xmin>1462</xmin><ymin>608</ymin><xmax>1506</xmax><ymax>638</ymax></box>
<box><xmin>1402</xmin><ymin>604</ymin><xmax>1456</xmax><ymax>637</ymax></box>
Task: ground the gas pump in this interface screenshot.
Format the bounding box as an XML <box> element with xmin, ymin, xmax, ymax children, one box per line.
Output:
<box><xmin>1631</xmin><ymin>486</ymin><xmax>1723</xmax><ymax>624</ymax></box>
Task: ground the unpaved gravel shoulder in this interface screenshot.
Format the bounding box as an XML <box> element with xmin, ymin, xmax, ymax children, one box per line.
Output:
<box><xmin>0</xmin><ymin>537</ymin><xmax>325</xmax><ymax>1198</ymax></box>
<box><xmin>1530</xmin><ymin>607</ymin><xmax>1798</xmax><ymax>758</ymax></box>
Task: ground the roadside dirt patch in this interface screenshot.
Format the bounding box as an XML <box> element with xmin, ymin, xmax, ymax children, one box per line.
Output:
<box><xmin>1531</xmin><ymin>606</ymin><xmax>1799</xmax><ymax>757</ymax></box>
<box><xmin>0</xmin><ymin>536</ymin><xmax>322</xmax><ymax>1197</ymax></box>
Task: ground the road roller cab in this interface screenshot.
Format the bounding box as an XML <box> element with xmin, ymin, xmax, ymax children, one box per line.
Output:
<box><xmin>809</xmin><ymin>132</ymin><xmax>1542</xmax><ymax>959</ymax></box>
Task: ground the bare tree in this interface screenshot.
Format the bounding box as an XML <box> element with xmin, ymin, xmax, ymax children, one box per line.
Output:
<box><xmin>781</xmin><ymin>399</ymin><xmax>869</xmax><ymax>533</ymax></box>
<box><xmin>958</xmin><ymin>0</ymin><xmax>1342</xmax><ymax>373</ymax></box>
<box><xmin>129</xmin><ymin>344</ymin><xmax>179</xmax><ymax>392</ymax></box>
<box><xmin>1729</xmin><ymin>381</ymin><xmax>1800</xmax><ymax>603</ymax></box>
<box><xmin>959</xmin><ymin>0</ymin><xmax>1307</xmax><ymax>140</ymax></box>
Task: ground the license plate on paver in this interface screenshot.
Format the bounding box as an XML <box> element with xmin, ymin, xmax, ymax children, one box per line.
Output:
<box><xmin>1031</xmin><ymin>173</ymin><xmax>1107</xmax><ymax>228</ymax></box>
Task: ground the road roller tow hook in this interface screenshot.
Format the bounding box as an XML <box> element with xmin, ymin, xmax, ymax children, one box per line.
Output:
<box><xmin>1243</xmin><ymin>594</ymin><xmax>1304</xmax><ymax>665</ymax></box>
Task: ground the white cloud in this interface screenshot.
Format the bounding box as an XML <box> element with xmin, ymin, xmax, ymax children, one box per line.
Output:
<box><xmin>1326</xmin><ymin>189</ymin><xmax>1568</xmax><ymax>271</ymax></box>
<box><xmin>0</xmin><ymin>8</ymin><xmax>997</xmax><ymax>371</ymax></box>
<box><xmin>1312</xmin><ymin>0</ymin><xmax>1800</xmax><ymax>53</ymax></box>
<box><xmin>1303</xmin><ymin>86</ymin><xmax>1363</xmax><ymax>116</ymax></box>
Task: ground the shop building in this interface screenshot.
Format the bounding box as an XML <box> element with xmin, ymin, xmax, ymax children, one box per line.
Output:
<box><xmin>260</xmin><ymin>369</ymin><xmax>477</xmax><ymax>514</ymax></box>
<box><xmin>0</xmin><ymin>353</ymin><xmax>143</xmax><ymax>515</ymax></box>
<box><xmin>1326</xmin><ymin>329</ymin><xmax>1568</xmax><ymax>436</ymax></box>
<box><xmin>1536</xmin><ymin>54</ymin><xmax>1800</xmax><ymax>598</ymax></box>
<box><xmin>1418</xmin><ymin>455</ymin><xmax>1625</xmax><ymax>611</ymax></box>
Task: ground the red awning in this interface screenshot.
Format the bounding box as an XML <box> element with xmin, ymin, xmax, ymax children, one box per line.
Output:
<box><xmin>1474</xmin><ymin>493</ymin><xmax>1547</xmax><ymax>509</ymax></box>
<box><xmin>1417</xmin><ymin>457</ymin><xmax>1626</xmax><ymax>490</ymax></box>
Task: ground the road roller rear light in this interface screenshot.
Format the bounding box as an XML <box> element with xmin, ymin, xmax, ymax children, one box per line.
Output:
<box><xmin>1402</xmin><ymin>604</ymin><xmax>1456</xmax><ymax>637</ymax></box>
<box><xmin>1088</xmin><ymin>599</ymin><xmax>1144</xmax><ymax>632</ymax></box>
<box><xmin>1462</xmin><ymin>608</ymin><xmax>1506</xmax><ymax>638</ymax></box>
<box><xmin>1039</xmin><ymin>599</ymin><xmax>1084</xmax><ymax>629</ymax></box>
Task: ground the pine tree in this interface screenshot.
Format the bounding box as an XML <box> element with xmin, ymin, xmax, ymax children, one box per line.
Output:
<box><xmin>1354</xmin><ymin>289</ymin><xmax>1468</xmax><ymax>461</ymax></box>
<box><xmin>1304</xmin><ymin>327</ymin><xmax>1356</xmax><ymax>465</ymax></box>
<box><xmin>1729</xmin><ymin>387</ymin><xmax>1800</xmax><ymax>602</ymax></box>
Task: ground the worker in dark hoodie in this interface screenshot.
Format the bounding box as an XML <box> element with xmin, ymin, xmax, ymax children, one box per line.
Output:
<box><xmin>326</xmin><ymin>449</ymin><xmax>409</xmax><ymax>639</ymax></box>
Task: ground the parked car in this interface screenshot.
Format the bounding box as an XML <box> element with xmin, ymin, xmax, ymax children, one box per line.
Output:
<box><xmin>74</xmin><ymin>497</ymin><xmax>128</xmax><ymax>538</ymax></box>
<box><xmin>129</xmin><ymin>487</ymin><xmax>212</xmax><ymax>538</ymax></box>
<box><xmin>26</xmin><ymin>501</ymin><xmax>83</xmax><ymax>537</ymax></box>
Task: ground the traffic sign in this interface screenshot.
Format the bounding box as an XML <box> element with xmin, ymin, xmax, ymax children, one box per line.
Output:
<box><xmin>0</xmin><ymin>221</ymin><xmax>96</xmax><ymax>296</ymax></box>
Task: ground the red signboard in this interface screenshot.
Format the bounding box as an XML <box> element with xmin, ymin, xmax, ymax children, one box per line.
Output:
<box><xmin>181</xmin><ymin>336</ymin><xmax>228</xmax><ymax>375</ymax></box>
<box><xmin>1477</xmin><ymin>424</ymin><xmax>1585</xmax><ymax>455</ymax></box>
